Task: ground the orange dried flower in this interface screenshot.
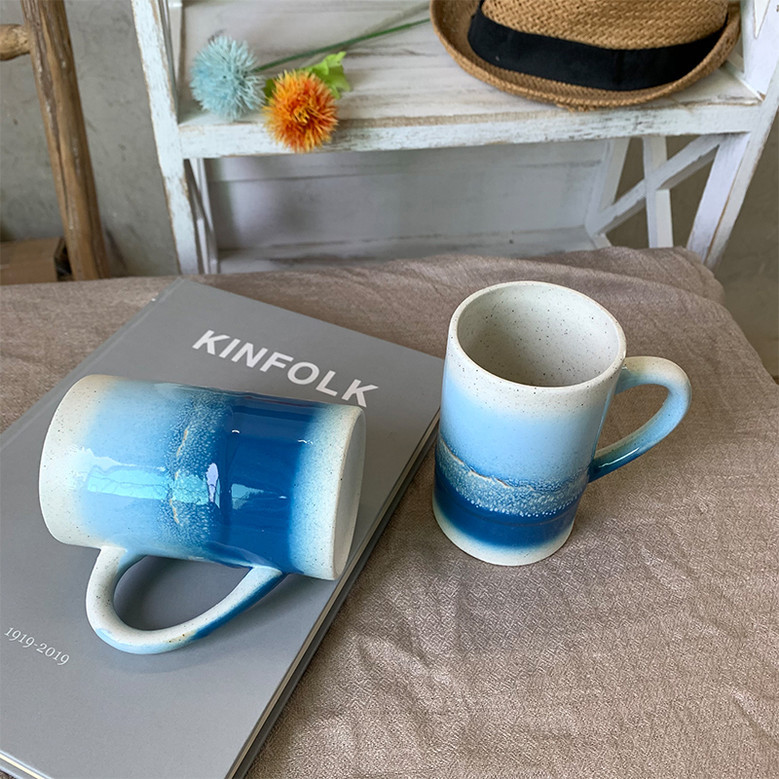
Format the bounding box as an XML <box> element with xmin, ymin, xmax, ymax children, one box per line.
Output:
<box><xmin>264</xmin><ymin>71</ymin><xmax>338</xmax><ymax>153</ymax></box>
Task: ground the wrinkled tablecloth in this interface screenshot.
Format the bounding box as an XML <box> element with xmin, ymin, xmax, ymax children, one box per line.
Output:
<box><xmin>2</xmin><ymin>247</ymin><xmax>777</xmax><ymax>778</ymax></box>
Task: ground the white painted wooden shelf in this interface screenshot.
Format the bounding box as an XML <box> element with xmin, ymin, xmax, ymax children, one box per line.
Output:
<box><xmin>132</xmin><ymin>0</ymin><xmax>779</xmax><ymax>275</ymax></box>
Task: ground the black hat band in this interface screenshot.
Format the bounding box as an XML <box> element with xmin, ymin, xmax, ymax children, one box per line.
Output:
<box><xmin>467</xmin><ymin>2</ymin><xmax>725</xmax><ymax>92</ymax></box>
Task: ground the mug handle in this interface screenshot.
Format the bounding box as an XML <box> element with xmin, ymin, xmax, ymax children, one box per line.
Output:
<box><xmin>85</xmin><ymin>547</ymin><xmax>284</xmax><ymax>654</ymax></box>
<box><xmin>590</xmin><ymin>356</ymin><xmax>691</xmax><ymax>482</ymax></box>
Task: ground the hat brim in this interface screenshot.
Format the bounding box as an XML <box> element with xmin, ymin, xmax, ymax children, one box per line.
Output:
<box><xmin>430</xmin><ymin>0</ymin><xmax>740</xmax><ymax>109</ymax></box>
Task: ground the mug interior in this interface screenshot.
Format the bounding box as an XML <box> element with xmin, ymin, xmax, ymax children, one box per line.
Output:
<box><xmin>456</xmin><ymin>283</ymin><xmax>622</xmax><ymax>387</ymax></box>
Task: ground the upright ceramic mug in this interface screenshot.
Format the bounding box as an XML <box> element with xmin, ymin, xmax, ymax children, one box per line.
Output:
<box><xmin>39</xmin><ymin>375</ymin><xmax>366</xmax><ymax>654</ymax></box>
<box><xmin>433</xmin><ymin>281</ymin><xmax>691</xmax><ymax>565</ymax></box>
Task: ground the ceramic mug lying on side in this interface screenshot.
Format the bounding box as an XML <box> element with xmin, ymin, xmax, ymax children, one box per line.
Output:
<box><xmin>39</xmin><ymin>375</ymin><xmax>366</xmax><ymax>654</ymax></box>
<box><xmin>433</xmin><ymin>281</ymin><xmax>691</xmax><ymax>566</ymax></box>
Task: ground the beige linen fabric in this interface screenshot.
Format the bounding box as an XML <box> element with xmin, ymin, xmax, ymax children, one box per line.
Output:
<box><xmin>1</xmin><ymin>247</ymin><xmax>777</xmax><ymax>778</ymax></box>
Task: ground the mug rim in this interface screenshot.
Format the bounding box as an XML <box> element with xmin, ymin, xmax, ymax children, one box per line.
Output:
<box><xmin>449</xmin><ymin>280</ymin><xmax>627</xmax><ymax>393</ymax></box>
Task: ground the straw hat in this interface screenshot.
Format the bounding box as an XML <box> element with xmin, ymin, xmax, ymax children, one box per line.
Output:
<box><xmin>430</xmin><ymin>0</ymin><xmax>740</xmax><ymax>109</ymax></box>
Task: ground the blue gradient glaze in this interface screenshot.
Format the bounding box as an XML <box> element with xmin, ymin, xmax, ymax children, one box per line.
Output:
<box><xmin>434</xmin><ymin>440</ymin><xmax>581</xmax><ymax>553</ymax></box>
<box><xmin>432</xmin><ymin>282</ymin><xmax>691</xmax><ymax>566</ymax></box>
<box><xmin>439</xmin><ymin>374</ymin><xmax>604</xmax><ymax>484</ymax></box>
<box><xmin>214</xmin><ymin>397</ymin><xmax>320</xmax><ymax>571</ymax></box>
<box><xmin>75</xmin><ymin>383</ymin><xmax>329</xmax><ymax>573</ymax></box>
<box><xmin>41</xmin><ymin>375</ymin><xmax>366</xmax><ymax>653</ymax></box>
<box><xmin>590</xmin><ymin>359</ymin><xmax>693</xmax><ymax>480</ymax></box>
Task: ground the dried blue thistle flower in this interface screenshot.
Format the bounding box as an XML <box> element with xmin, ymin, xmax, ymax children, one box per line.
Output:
<box><xmin>190</xmin><ymin>36</ymin><xmax>262</xmax><ymax>121</ymax></box>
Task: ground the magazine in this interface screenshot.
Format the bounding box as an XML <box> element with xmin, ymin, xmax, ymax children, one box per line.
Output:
<box><xmin>0</xmin><ymin>279</ymin><xmax>443</xmax><ymax>779</ymax></box>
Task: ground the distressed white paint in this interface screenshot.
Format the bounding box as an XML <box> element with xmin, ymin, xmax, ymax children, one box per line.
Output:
<box><xmin>752</xmin><ymin>0</ymin><xmax>771</xmax><ymax>34</ymax></box>
<box><xmin>132</xmin><ymin>0</ymin><xmax>778</xmax><ymax>273</ymax></box>
<box><xmin>738</xmin><ymin>0</ymin><xmax>779</xmax><ymax>95</ymax></box>
<box><xmin>582</xmin><ymin>1</ymin><xmax>778</xmax><ymax>266</ymax></box>
<box><xmin>189</xmin><ymin>158</ymin><xmax>219</xmax><ymax>273</ymax></box>
<box><xmin>585</xmin><ymin>138</ymin><xmax>629</xmax><ymax>247</ymax></box>
<box><xmin>216</xmin><ymin>228</ymin><xmax>599</xmax><ymax>275</ymax></box>
<box><xmin>131</xmin><ymin>0</ymin><xmax>200</xmax><ymax>273</ymax></box>
<box><xmin>642</xmin><ymin>137</ymin><xmax>674</xmax><ymax>248</ymax></box>
<box><xmin>690</xmin><ymin>19</ymin><xmax>779</xmax><ymax>265</ymax></box>
<box><xmin>205</xmin><ymin>141</ymin><xmax>603</xmax><ymax>268</ymax></box>
<box><xmin>177</xmin><ymin>100</ymin><xmax>765</xmax><ymax>159</ymax></box>
<box><xmin>588</xmin><ymin>135</ymin><xmax>724</xmax><ymax>236</ymax></box>
<box><xmin>688</xmin><ymin>133</ymin><xmax>751</xmax><ymax>265</ymax></box>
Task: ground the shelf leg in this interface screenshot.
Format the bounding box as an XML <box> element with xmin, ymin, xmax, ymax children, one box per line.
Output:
<box><xmin>131</xmin><ymin>0</ymin><xmax>202</xmax><ymax>273</ymax></box>
<box><xmin>187</xmin><ymin>159</ymin><xmax>219</xmax><ymax>274</ymax></box>
<box><xmin>585</xmin><ymin>138</ymin><xmax>629</xmax><ymax>247</ymax></box>
<box><xmin>642</xmin><ymin>137</ymin><xmax>674</xmax><ymax>248</ymax></box>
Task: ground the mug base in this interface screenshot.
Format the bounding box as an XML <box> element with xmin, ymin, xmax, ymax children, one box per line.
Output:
<box><xmin>432</xmin><ymin>492</ymin><xmax>574</xmax><ymax>566</ymax></box>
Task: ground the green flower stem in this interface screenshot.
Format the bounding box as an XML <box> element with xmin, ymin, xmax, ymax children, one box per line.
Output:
<box><xmin>252</xmin><ymin>17</ymin><xmax>429</xmax><ymax>73</ymax></box>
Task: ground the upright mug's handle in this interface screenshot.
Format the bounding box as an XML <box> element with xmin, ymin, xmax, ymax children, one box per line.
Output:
<box><xmin>590</xmin><ymin>356</ymin><xmax>691</xmax><ymax>482</ymax></box>
<box><xmin>86</xmin><ymin>547</ymin><xmax>284</xmax><ymax>654</ymax></box>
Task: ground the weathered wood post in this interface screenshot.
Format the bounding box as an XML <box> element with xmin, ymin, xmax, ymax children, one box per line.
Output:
<box><xmin>2</xmin><ymin>1</ymin><xmax>109</xmax><ymax>279</ymax></box>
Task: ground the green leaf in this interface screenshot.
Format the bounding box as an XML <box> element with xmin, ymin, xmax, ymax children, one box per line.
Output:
<box><xmin>302</xmin><ymin>51</ymin><xmax>350</xmax><ymax>99</ymax></box>
<box><xmin>261</xmin><ymin>52</ymin><xmax>351</xmax><ymax>105</ymax></box>
<box><xmin>262</xmin><ymin>77</ymin><xmax>277</xmax><ymax>103</ymax></box>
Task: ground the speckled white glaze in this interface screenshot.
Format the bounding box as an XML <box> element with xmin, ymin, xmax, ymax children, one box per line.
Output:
<box><xmin>39</xmin><ymin>375</ymin><xmax>366</xmax><ymax>653</ymax></box>
<box><xmin>433</xmin><ymin>282</ymin><xmax>691</xmax><ymax>565</ymax></box>
<box><xmin>288</xmin><ymin>404</ymin><xmax>365</xmax><ymax>579</ymax></box>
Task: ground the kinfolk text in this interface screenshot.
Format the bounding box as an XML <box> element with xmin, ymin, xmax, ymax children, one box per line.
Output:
<box><xmin>192</xmin><ymin>330</ymin><xmax>379</xmax><ymax>408</ymax></box>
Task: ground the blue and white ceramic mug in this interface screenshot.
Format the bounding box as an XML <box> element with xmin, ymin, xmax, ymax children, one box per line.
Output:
<box><xmin>433</xmin><ymin>281</ymin><xmax>691</xmax><ymax>566</ymax></box>
<box><xmin>39</xmin><ymin>375</ymin><xmax>366</xmax><ymax>654</ymax></box>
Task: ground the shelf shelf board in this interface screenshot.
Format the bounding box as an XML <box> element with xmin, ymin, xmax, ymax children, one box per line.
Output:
<box><xmin>215</xmin><ymin>226</ymin><xmax>600</xmax><ymax>274</ymax></box>
<box><xmin>175</xmin><ymin>0</ymin><xmax>762</xmax><ymax>159</ymax></box>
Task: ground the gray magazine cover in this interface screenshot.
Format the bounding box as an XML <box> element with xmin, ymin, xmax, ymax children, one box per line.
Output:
<box><xmin>0</xmin><ymin>279</ymin><xmax>443</xmax><ymax>779</ymax></box>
